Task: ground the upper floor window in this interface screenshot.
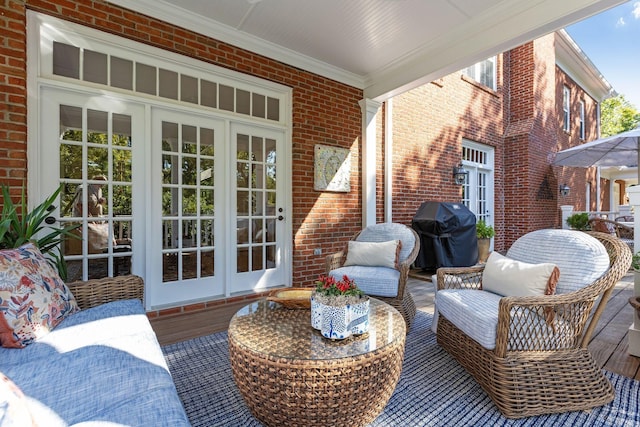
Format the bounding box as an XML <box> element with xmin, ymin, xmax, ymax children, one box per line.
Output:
<box><xmin>463</xmin><ymin>57</ymin><xmax>496</xmax><ymax>90</ymax></box>
<box><xmin>579</xmin><ymin>100</ymin><xmax>585</xmax><ymax>139</ymax></box>
<box><xmin>563</xmin><ymin>86</ymin><xmax>571</xmax><ymax>132</ymax></box>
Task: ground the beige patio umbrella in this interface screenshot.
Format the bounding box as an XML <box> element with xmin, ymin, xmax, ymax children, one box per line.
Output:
<box><xmin>553</xmin><ymin>126</ymin><xmax>640</xmax><ymax>180</ymax></box>
<box><xmin>554</xmin><ymin>126</ymin><xmax>640</xmax><ymax>253</ymax></box>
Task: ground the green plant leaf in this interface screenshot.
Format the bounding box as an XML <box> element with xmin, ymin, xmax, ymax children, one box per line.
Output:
<box><xmin>0</xmin><ymin>183</ymin><xmax>79</xmax><ymax>278</ymax></box>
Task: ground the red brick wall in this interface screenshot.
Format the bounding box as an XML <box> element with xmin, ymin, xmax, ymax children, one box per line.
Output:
<box><xmin>554</xmin><ymin>58</ymin><xmax>605</xmax><ymax>214</ymax></box>
<box><xmin>0</xmin><ymin>0</ymin><xmax>363</xmax><ymax>287</ymax></box>
<box><xmin>0</xmin><ymin>1</ymin><xmax>28</xmax><ymax>191</ymax></box>
<box><xmin>389</xmin><ymin>58</ymin><xmax>506</xmax><ymax>250</ymax></box>
<box><xmin>386</xmin><ymin>33</ymin><xmax>603</xmax><ymax>252</ymax></box>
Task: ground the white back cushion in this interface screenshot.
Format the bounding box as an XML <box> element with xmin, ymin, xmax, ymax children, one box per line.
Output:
<box><xmin>482</xmin><ymin>252</ymin><xmax>558</xmax><ymax>297</ymax></box>
<box><xmin>356</xmin><ymin>223</ymin><xmax>415</xmax><ymax>263</ymax></box>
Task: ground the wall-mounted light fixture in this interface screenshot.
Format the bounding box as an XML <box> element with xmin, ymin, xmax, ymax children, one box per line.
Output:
<box><xmin>452</xmin><ymin>163</ymin><xmax>468</xmax><ymax>185</ymax></box>
<box><xmin>559</xmin><ymin>184</ymin><xmax>570</xmax><ymax>197</ymax></box>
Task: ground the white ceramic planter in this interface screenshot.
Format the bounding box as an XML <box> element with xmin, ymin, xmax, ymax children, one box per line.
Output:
<box><xmin>311</xmin><ymin>292</ymin><xmax>369</xmax><ymax>340</ymax></box>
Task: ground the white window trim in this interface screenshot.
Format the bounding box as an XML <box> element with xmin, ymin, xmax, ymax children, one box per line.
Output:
<box><xmin>461</xmin><ymin>139</ymin><xmax>495</xmax><ymax>235</ymax></box>
<box><xmin>579</xmin><ymin>100</ymin><xmax>585</xmax><ymax>140</ymax></box>
<box><xmin>463</xmin><ymin>57</ymin><xmax>497</xmax><ymax>91</ymax></box>
<box><xmin>563</xmin><ymin>86</ymin><xmax>571</xmax><ymax>132</ymax></box>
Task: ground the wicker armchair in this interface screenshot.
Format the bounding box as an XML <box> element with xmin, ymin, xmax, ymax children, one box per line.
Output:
<box><xmin>66</xmin><ymin>274</ymin><xmax>144</xmax><ymax>310</ymax></box>
<box><xmin>325</xmin><ymin>223</ymin><xmax>420</xmax><ymax>331</ymax></box>
<box><xmin>588</xmin><ymin>217</ymin><xmax>634</xmax><ymax>251</ymax></box>
<box><xmin>435</xmin><ymin>230</ymin><xmax>631</xmax><ymax>418</ymax></box>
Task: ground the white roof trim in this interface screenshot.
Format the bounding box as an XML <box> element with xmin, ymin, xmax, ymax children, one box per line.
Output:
<box><xmin>555</xmin><ymin>29</ymin><xmax>614</xmax><ymax>101</ymax></box>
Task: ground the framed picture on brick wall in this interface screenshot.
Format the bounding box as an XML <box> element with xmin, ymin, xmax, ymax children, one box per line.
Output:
<box><xmin>314</xmin><ymin>144</ymin><xmax>351</xmax><ymax>192</ymax></box>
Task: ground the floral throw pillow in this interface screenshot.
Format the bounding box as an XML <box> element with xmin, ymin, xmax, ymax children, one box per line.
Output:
<box><xmin>0</xmin><ymin>243</ymin><xmax>79</xmax><ymax>348</ymax></box>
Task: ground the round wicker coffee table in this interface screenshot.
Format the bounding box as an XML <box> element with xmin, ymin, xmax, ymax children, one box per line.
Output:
<box><xmin>228</xmin><ymin>297</ymin><xmax>406</xmax><ymax>427</ymax></box>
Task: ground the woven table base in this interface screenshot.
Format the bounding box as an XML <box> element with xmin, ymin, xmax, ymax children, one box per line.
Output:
<box><xmin>228</xmin><ymin>299</ymin><xmax>406</xmax><ymax>427</ymax></box>
<box><xmin>229</xmin><ymin>336</ymin><xmax>405</xmax><ymax>427</ymax></box>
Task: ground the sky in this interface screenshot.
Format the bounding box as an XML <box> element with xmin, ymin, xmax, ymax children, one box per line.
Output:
<box><xmin>566</xmin><ymin>1</ymin><xmax>640</xmax><ymax>109</ymax></box>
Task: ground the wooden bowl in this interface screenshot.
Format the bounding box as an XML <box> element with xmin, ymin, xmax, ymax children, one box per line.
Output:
<box><xmin>267</xmin><ymin>287</ymin><xmax>314</xmax><ymax>309</ymax></box>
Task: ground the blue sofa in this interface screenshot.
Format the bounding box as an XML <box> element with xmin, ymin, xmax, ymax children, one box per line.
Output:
<box><xmin>0</xmin><ymin>275</ymin><xmax>190</xmax><ymax>426</ymax></box>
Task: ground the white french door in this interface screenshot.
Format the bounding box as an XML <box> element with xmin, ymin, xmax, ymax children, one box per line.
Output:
<box><xmin>147</xmin><ymin>112</ymin><xmax>288</xmax><ymax>307</ymax></box>
<box><xmin>231</xmin><ymin>123</ymin><xmax>287</xmax><ymax>293</ymax></box>
<box><xmin>147</xmin><ymin>109</ymin><xmax>226</xmax><ymax>307</ymax></box>
<box><xmin>39</xmin><ymin>87</ymin><xmax>145</xmax><ymax>283</ymax></box>
<box><xmin>461</xmin><ymin>141</ymin><xmax>495</xmax><ymax>235</ymax></box>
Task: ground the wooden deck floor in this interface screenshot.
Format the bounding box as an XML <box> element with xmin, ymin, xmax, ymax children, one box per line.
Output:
<box><xmin>151</xmin><ymin>270</ymin><xmax>640</xmax><ymax>380</ymax></box>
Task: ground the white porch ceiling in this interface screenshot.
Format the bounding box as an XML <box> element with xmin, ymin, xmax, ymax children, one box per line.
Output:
<box><xmin>108</xmin><ymin>0</ymin><xmax>626</xmax><ymax>101</ymax></box>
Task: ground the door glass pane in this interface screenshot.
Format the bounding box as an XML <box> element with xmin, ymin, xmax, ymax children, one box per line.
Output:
<box><xmin>201</xmin><ymin>128</ymin><xmax>214</xmax><ymax>156</ymax></box>
<box><xmin>53</xmin><ymin>42</ymin><xmax>80</xmax><ymax>79</ymax></box>
<box><xmin>162</xmin><ymin>188</ymin><xmax>176</xmax><ymax>215</ymax></box>
<box><xmin>111</xmin><ymin>57</ymin><xmax>133</xmax><ymax>90</ymax></box>
<box><xmin>183</xmin><ymin>252</ymin><xmax>197</xmax><ymax>279</ymax></box>
<box><xmin>163</xmin><ymin>253</ymin><xmax>178</xmax><ymax>282</ymax></box>
<box><xmin>60</xmin><ymin>106</ymin><xmax>82</xmax><ymax>140</ymax></box>
<box><xmin>200</xmin><ymin>159</ymin><xmax>214</xmax><ymax>187</ymax></box>
<box><xmin>83</xmin><ymin>50</ymin><xmax>108</xmax><ymax>84</ymax></box>
<box><xmin>201</xmin><ymin>219</ymin><xmax>214</xmax><ymax>246</ymax></box>
<box><xmin>159</xmin><ymin>69</ymin><xmax>178</xmax><ymax>100</ymax></box>
<box><xmin>87</xmin><ymin>147</ymin><xmax>108</xmax><ymax>177</ymax></box>
<box><xmin>60</xmin><ymin>145</ymin><xmax>83</xmax><ymax>181</ymax></box>
<box><xmin>183</xmin><ymin>189</ymin><xmax>197</xmax><ymax>216</ymax></box>
<box><xmin>200</xmin><ymin>190</ymin><xmax>214</xmax><ymax>215</ymax></box>
<box><xmin>163</xmin><ymin>220</ymin><xmax>177</xmax><ymax>249</ymax></box>
<box><xmin>113</xmin><ymin>149</ymin><xmax>132</xmax><ymax>182</ymax></box>
<box><xmin>112</xmin><ymin>185</ymin><xmax>132</xmax><ymax>215</ymax></box>
<box><xmin>182</xmin><ymin>157</ymin><xmax>197</xmax><ymax>186</ymax></box>
<box><xmin>236</xmin><ymin>130</ymin><xmax>277</xmax><ymax>273</ymax></box>
<box><xmin>163</xmin><ymin>155</ymin><xmax>178</xmax><ymax>185</ymax></box>
<box><xmin>60</xmin><ymin>105</ymin><xmax>134</xmax><ymax>282</ymax></box>
<box><xmin>88</xmin><ymin>110</ymin><xmax>108</xmax><ymax>144</ymax></box>
<box><xmin>201</xmin><ymin>249</ymin><xmax>214</xmax><ymax>277</ymax></box>
<box><xmin>136</xmin><ymin>63</ymin><xmax>156</xmax><ymax>95</ymax></box>
<box><xmin>161</xmin><ymin>120</ymin><xmax>217</xmax><ymax>283</ymax></box>
<box><xmin>113</xmin><ymin>114</ymin><xmax>132</xmax><ymax>147</ymax></box>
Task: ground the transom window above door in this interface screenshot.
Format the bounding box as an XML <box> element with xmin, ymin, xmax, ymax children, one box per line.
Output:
<box><xmin>49</xmin><ymin>41</ymin><xmax>284</xmax><ymax>123</ymax></box>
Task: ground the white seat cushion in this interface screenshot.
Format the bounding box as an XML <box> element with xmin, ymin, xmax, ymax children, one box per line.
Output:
<box><xmin>329</xmin><ymin>266</ymin><xmax>400</xmax><ymax>297</ymax></box>
<box><xmin>437</xmin><ymin>288</ymin><xmax>567</xmax><ymax>351</ymax></box>
<box><xmin>436</xmin><ymin>289</ymin><xmax>501</xmax><ymax>350</ymax></box>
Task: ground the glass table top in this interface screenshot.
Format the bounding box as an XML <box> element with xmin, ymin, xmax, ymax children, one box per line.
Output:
<box><xmin>228</xmin><ymin>297</ymin><xmax>405</xmax><ymax>361</ymax></box>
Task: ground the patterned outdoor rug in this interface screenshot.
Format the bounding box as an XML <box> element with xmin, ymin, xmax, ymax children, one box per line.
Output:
<box><xmin>162</xmin><ymin>311</ymin><xmax>640</xmax><ymax>426</ymax></box>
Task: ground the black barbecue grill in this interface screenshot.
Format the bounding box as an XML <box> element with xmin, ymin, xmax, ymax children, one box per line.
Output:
<box><xmin>411</xmin><ymin>201</ymin><xmax>478</xmax><ymax>271</ymax></box>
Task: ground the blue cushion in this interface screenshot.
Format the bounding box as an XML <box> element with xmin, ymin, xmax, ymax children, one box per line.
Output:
<box><xmin>0</xmin><ymin>300</ymin><xmax>190</xmax><ymax>426</ymax></box>
<box><xmin>330</xmin><ymin>266</ymin><xmax>400</xmax><ymax>297</ymax></box>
